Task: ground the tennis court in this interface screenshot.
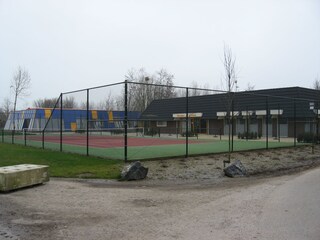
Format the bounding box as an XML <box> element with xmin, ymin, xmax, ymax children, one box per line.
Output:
<box><xmin>27</xmin><ymin>132</ymin><xmax>203</xmax><ymax>148</ymax></box>
<box><xmin>3</xmin><ymin>130</ymin><xmax>302</xmax><ymax>160</ymax></box>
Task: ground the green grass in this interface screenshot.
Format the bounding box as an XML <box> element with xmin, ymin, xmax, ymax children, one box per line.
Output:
<box><xmin>0</xmin><ymin>143</ymin><xmax>123</xmax><ymax>179</ymax></box>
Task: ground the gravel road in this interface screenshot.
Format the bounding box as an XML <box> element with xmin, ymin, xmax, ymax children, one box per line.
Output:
<box><xmin>1</xmin><ymin>146</ymin><xmax>320</xmax><ymax>240</ymax></box>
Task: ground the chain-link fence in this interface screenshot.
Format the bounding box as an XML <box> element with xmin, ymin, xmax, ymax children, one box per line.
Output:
<box><xmin>2</xmin><ymin>82</ymin><xmax>319</xmax><ymax>161</ymax></box>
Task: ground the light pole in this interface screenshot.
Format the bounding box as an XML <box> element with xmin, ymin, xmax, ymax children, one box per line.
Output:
<box><xmin>144</xmin><ymin>76</ymin><xmax>150</xmax><ymax>109</ymax></box>
<box><xmin>144</xmin><ymin>76</ymin><xmax>150</xmax><ymax>135</ymax></box>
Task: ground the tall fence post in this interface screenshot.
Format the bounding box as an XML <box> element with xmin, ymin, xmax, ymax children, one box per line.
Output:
<box><xmin>42</xmin><ymin>94</ymin><xmax>62</xmax><ymax>151</ymax></box>
<box><xmin>12</xmin><ymin>111</ymin><xmax>15</xmax><ymax>144</ymax></box>
<box><xmin>86</xmin><ymin>89</ymin><xmax>89</xmax><ymax>156</ymax></box>
<box><xmin>60</xmin><ymin>93</ymin><xmax>63</xmax><ymax>152</ymax></box>
<box><xmin>294</xmin><ymin>99</ymin><xmax>296</xmax><ymax>147</ymax></box>
<box><xmin>39</xmin><ymin>116</ymin><xmax>42</xmax><ymax>132</ymax></box>
<box><xmin>228</xmin><ymin>112</ymin><xmax>231</xmax><ymax>159</ymax></box>
<box><xmin>317</xmin><ymin>117</ymin><xmax>319</xmax><ymax>144</ymax></box>
<box><xmin>24</xmin><ymin>129</ymin><xmax>26</xmax><ymax>146</ymax></box>
<box><xmin>246</xmin><ymin>107</ymin><xmax>249</xmax><ymax>141</ymax></box>
<box><xmin>124</xmin><ymin>81</ymin><xmax>128</xmax><ymax>162</ymax></box>
<box><xmin>266</xmin><ymin>96</ymin><xmax>269</xmax><ymax>149</ymax></box>
<box><xmin>42</xmin><ymin>130</ymin><xmax>44</xmax><ymax>149</ymax></box>
<box><xmin>317</xmin><ymin>101</ymin><xmax>319</xmax><ymax>143</ymax></box>
<box><xmin>231</xmin><ymin>97</ymin><xmax>234</xmax><ymax>151</ymax></box>
<box><xmin>278</xmin><ymin>104</ymin><xmax>281</xmax><ymax>142</ymax></box>
<box><xmin>185</xmin><ymin>88</ymin><xmax>189</xmax><ymax>158</ymax></box>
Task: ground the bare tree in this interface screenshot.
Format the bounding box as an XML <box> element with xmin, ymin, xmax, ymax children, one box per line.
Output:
<box><xmin>33</xmin><ymin>98</ymin><xmax>58</xmax><ymax>108</ymax></box>
<box><xmin>104</xmin><ymin>92</ymin><xmax>115</xmax><ymax>111</ymax></box>
<box><xmin>79</xmin><ymin>101</ymin><xmax>95</xmax><ymax>110</ymax></box>
<box><xmin>245</xmin><ymin>82</ymin><xmax>255</xmax><ymax>91</ymax></box>
<box><xmin>63</xmin><ymin>96</ymin><xmax>78</xmax><ymax>109</ymax></box>
<box><xmin>96</xmin><ymin>92</ymin><xmax>115</xmax><ymax>110</ymax></box>
<box><xmin>125</xmin><ymin>68</ymin><xmax>176</xmax><ymax>112</ymax></box>
<box><xmin>222</xmin><ymin>44</ymin><xmax>237</xmax><ymax>93</ymax></box>
<box><xmin>11</xmin><ymin>66</ymin><xmax>31</xmax><ymax>131</ymax></box>
<box><xmin>153</xmin><ymin>69</ymin><xmax>176</xmax><ymax>99</ymax></box>
<box><xmin>313</xmin><ymin>76</ymin><xmax>320</xmax><ymax>90</ymax></box>
<box><xmin>0</xmin><ymin>108</ymin><xmax>5</xmax><ymax>128</ymax></box>
<box><xmin>2</xmin><ymin>97</ymin><xmax>12</xmax><ymax>119</ymax></box>
<box><xmin>125</xmin><ymin>68</ymin><xmax>147</xmax><ymax>111</ymax></box>
<box><xmin>189</xmin><ymin>81</ymin><xmax>199</xmax><ymax>96</ymax></box>
<box><xmin>221</xmin><ymin>44</ymin><xmax>238</xmax><ymax>165</ymax></box>
<box><xmin>189</xmin><ymin>81</ymin><xmax>211</xmax><ymax>96</ymax></box>
<box><xmin>115</xmin><ymin>95</ymin><xmax>124</xmax><ymax>111</ymax></box>
<box><xmin>202</xmin><ymin>83</ymin><xmax>211</xmax><ymax>95</ymax></box>
<box><xmin>175</xmin><ymin>88</ymin><xmax>186</xmax><ymax>98</ymax></box>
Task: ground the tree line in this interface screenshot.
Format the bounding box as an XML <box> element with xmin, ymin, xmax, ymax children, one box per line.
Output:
<box><xmin>2</xmin><ymin>52</ymin><xmax>319</xmax><ymax>128</ymax></box>
<box><xmin>30</xmin><ymin>68</ymin><xmax>212</xmax><ymax>113</ymax></box>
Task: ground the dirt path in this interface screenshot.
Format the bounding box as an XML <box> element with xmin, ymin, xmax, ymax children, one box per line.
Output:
<box><xmin>1</xmin><ymin>145</ymin><xmax>320</xmax><ymax>240</ymax></box>
<box><xmin>0</xmin><ymin>171</ymin><xmax>315</xmax><ymax>240</ymax></box>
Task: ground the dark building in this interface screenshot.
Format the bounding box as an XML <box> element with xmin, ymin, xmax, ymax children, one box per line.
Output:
<box><xmin>140</xmin><ymin>87</ymin><xmax>320</xmax><ymax>138</ymax></box>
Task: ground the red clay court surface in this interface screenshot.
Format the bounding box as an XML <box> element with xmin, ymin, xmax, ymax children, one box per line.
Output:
<box><xmin>26</xmin><ymin>135</ymin><xmax>203</xmax><ymax>148</ymax></box>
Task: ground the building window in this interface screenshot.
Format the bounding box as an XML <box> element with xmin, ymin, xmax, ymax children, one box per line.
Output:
<box><xmin>250</xmin><ymin>118</ymin><xmax>258</xmax><ymax>124</ymax></box>
<box><xmin>238</xmin><ymin>119</ymin><xmax>245</xmax><ymax>124</ymax></box>
<box><xmin>157</xmin><ymin>121</ymin><xmax>167</xmax><ymax>127</ymax></box>
<box><xmin>279</xmin><ymin>118</ymin><xmax>288</xmax><ymax>124</ymax></box>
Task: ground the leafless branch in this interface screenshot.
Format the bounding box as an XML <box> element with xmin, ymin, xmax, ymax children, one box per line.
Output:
<box><xmin>11</xmin><ymin>66</ymin><xmax>31</xmax><ymax>130</ymax></box>
<box><xmin>313</xmin><ymin>76</ymin><xmax>320</xmax><ymax>90</ymax></box>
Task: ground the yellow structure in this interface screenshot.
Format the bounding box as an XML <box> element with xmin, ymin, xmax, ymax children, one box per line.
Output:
<box><xmin>45</xmin><ymin>109</ymin><xmax>52</xmax><ymax>119</ymax></box>
<box><xmin>92</xmin><ymin>110</ymin><xmax>98</xmax><ymax>120</ymax></box>
<box><xmin>71</xmin><ymin>122</ymin><xmax>77</xmax><ymax>131</ymax></box>
<box><xmin>108</xmin><ymin>111</ymin><xmax>114</xmax><ymax>123</ymax></box>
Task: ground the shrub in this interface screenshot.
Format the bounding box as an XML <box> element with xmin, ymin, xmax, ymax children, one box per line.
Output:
<box><xmin>75</xmin><ymin>129</ymin><xmax>85</xmax><ymax>134</ymax></box>
<box><xmin>250</xmin><ymin>132</ymin><xmax>254</xmax><ymax>139</ymax></box>
<box><xmin>181</xmin><ymin>131</ymin><xmax>197</xmax><ymax>137</ymax></box>
<box><xmin>145</xmin><ymin>128</ymin><xmax>158</xmax><ymax>136</ymax></box>
<box><xmin>258</xmin><ymin>133</ymin><xmax>262</xmax><ymax>139</ymax></box>
<box><xmin>297</xmin><ymin>132</ymin><xmax>320</xmax><ymax>143</ymax></box>
<box><xmin>238</xmin><ymin>131</ymin><xmax>259</xmax><ymax>140</ymax></box>
<box><xmin>111</xmin><ymin>129</ymin><xmax>124</xmax><ymax>135</ymax></box>
<box><xmin>297</xmin><ymin>133</ymin><xmax>304</xmax><ymax>143</ymax></box>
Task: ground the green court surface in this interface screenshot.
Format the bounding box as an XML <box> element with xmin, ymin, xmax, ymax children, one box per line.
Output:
<box><xmin>3</xmin><ymin>135</ymin><xmax>306</xmax><ymax>160</ymax></box>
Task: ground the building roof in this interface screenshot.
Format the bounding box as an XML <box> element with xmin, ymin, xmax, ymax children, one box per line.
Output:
<box><xmin>140</xmin><ymin>87</ymin><xmax>320</xmax><ymax>120</ymax></box>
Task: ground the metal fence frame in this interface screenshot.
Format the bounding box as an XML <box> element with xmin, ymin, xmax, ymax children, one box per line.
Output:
<box><xmin>1</xmin><ymin>81</ymin><xmax>320</xmax><ymax>161</ymax></box>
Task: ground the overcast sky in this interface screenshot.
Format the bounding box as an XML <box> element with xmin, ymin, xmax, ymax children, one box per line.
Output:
<box><xmin>0</xmin><ymin>0</ymin><xmax>319</xmax><ymax>109</ymax></box>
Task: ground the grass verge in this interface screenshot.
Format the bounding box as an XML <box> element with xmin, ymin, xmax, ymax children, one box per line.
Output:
<box><xmin>0</xmin><ymin>143</ymin><xmax>123</xmax><ymax>179</ymax></box>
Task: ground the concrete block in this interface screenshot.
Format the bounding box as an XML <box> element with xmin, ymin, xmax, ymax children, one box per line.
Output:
<box><xmin>0</xmin><ymin>164</ymin><xmax>49</xmax><ymax>192</ymax></box>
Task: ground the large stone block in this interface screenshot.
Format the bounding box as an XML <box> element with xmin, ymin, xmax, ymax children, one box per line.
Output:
<box><xmin>0</xmin><ymin>164</ymin><xmax>49</xmax><ymax>192</ymax></box>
